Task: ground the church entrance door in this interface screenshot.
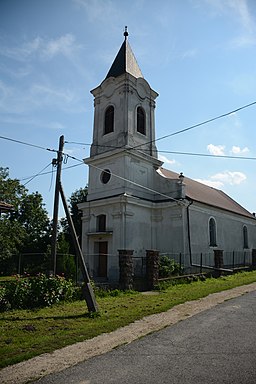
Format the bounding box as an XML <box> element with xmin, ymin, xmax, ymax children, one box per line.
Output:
<box><xmin>98</xmin><ymin>241</ymin><xmax>108</xmax><ymax>278</ymax></box>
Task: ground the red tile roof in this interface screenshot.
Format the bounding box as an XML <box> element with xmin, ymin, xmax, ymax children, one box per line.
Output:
<box><xmin>159</xmin><ymin>167</ymin><xmax>255</xmax><ymax>219</ymax></box>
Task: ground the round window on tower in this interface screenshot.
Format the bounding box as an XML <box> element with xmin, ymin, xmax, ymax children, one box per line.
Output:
<box><xmin>101</xmin><ymin>169</ymin><xmax>111</xmax><ymax>184</ymax></box>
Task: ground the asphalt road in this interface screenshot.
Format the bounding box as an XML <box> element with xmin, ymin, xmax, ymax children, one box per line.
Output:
<box><xmin>35</xmin><ymin>290</ymin><xmax>256</xmax><ymax>384</ymax></box>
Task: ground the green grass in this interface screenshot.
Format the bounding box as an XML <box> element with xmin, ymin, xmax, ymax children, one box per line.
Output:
<box><xmin>1</xmin><ymin>271</ymin><xmax>256</xmax><ymax>369</ymax></box>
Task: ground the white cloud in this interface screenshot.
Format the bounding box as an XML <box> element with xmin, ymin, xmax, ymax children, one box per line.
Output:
<box><xmin>0</xmin><ymin>79</ymin><xmax>84</xmax><ymax>115</ymax></box>
<box><xmin>42</xmin><ymin>34</ymin><xmax>79</xmax><ymax>60</ymax></box>
<box><xmin>73</xmin><ymin>0</ymin><xmax>119</xmax><ymax>23</ymax></box>
<box><xmin>158</xmin><ymin>155</ymin><xmax>177</xmax><ymax>167</ymax></box>
<box><xmin>201</xmin><ymin>0</ymin><xmax>256</xmax><ymax>47</ymax></box>
<box><xmin>47</xmin><ymin>121</ymin><xmax>65</xmax><ymax>130</ymax></box>
<box><xmin>203</xmin><ymin>0</ymin><xmax>255</xmax><ymax>31</ymax></box>
<box><xmin>196</xmin><ymin>170</ymin><xmax>247</xmax><ymax>189</ymax></box>
<box><xmin>195</xmin><ymin>178</ymin><xmax>224</xmax><ymax>189</ymax></box>
<box><xmin>211</xmin><ymin>171</ymin><xmax>246</xmax><ymax>185</ymax></box>
<box><xmin>230</xmin><ymin>145</ymin><xmax>249</xmax><ymax>155</ymax></box>
<box><xmin>181</xmin><ymin>49</ymin><xmax>198</xmax><ymax>59</ymax></box>
<box><xmin>30</xmin><ymin>83</ymin><xmax>75</xmax><ymax>104</ymax></box>
<box><xmin>207</xmin><ymin>144</ymin><xmax>225</xmax><ymax>156</ymax></box>
<box><xmin>0</xmin><ymin>34</ymin><xmax>80</xmax><ymax>62</ymax></box>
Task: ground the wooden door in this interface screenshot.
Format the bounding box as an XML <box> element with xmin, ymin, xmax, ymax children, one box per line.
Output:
<box><xmin>98</xmin><ymin>241</ymin><xmax>108</xmax><ymax>277</ymax></box>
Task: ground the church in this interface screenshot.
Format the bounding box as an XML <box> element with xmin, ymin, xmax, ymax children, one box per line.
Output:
<box><xmin>79</xmin><ymin>29</ymin><xmax>256</xmax><ymax>283</ymax></box>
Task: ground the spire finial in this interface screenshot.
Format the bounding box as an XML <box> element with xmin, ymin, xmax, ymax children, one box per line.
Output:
<box><xmin>124</xmin><ymin>26</ymin><xmax>128</xmax><ymax>40</ymax></box>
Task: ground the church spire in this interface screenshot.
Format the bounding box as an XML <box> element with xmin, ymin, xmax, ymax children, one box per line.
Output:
<box><xmin>105</xmin><ymin>27</ymin><xmax>143</xmax><ymax>80</ymax></box>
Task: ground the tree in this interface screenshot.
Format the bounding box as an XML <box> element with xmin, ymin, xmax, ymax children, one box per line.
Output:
<box><xmin>0</xmin><ymin>167</ymin><xmax>51</xmax><ymax>274</ymax></box>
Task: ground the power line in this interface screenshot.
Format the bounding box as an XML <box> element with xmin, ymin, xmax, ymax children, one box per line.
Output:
<box><xmin>89</xmin><ymin>163</ymin><xmax>185</xmax><ymax>205</ymax></box>
<box><xmin>64</xmin><ymin>142</ymin><xmax>256</xmax><ymax>161</ymax></box>
<box><xmin>158</xmin><ymin>150</ymin><xmax>256</xmax><ymax>161</ymax></box>
<box><xmin>20</xmin><ymin>162</ymin><xmax>84</xmax><ymax>182</ymax></box>
<box><xmin>132</xmin><ymin>101</ymin><xmax>256</xmax><ymax>150</ymax></box>
<box><xmin>65</xmin><ymin>100</ymin><xmax>256</xmax><ymax>154</ymax></box>
<box><xmin>23</xmin><ymin>163</ymin><xmax>53</xmax><ymax>186</ymax></box>
<box><xmin>0</xmin><ymin>135</ymin><xmax>57</xmax><ymax>153</ymax></box>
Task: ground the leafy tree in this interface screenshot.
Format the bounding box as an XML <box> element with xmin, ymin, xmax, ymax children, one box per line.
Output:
<box><xmin>0</xmin><ymin>167</ymin><xmax>51</xmax><ymax>274</ymax></box>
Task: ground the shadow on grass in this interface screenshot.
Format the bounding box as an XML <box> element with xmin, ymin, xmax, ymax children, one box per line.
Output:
<box><xmin>0</xmin><ymin>311</ymin><xmax>101</xmax><ymax>322</ymax></box>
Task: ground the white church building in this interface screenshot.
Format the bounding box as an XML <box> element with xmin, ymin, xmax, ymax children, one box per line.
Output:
<box><xmin>79</xmin><ymin>30</ymin><xmax>256</xmax><ymax>282</ymax></box>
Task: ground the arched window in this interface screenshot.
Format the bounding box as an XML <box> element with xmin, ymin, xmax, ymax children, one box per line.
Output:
<box><xmin>209</xmin><ymin>218</ymin><xmax>217</xmax><ymax>246</ymax></box>
<box><xmin>104</xmin><ymin>106</ymin><xmax>114</xmax><ymax>134</ymax></box>
<box><xmin>97</xmin><ymin>215</ymin><xmax>106</xmax><ymax>232</ymax></box>
<box><xmin>137</xmin><ymin>106</ymin><xmax>146</xmax><ymax>135</ymax></box>
<box><xmin>243</xmin><ymin>225</ymin><xmax>249</xmax><ymax>249</ymax></box>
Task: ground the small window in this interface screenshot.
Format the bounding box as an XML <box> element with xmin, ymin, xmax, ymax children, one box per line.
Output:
<box><xmin>243</xmin><ymin>225</ymin><xmax>249</xmax><ymax>249</ymax></box>
<box><xmin>137</xmin><ymin>106</ymin><xmax>146</xmax><ymax>135</ymax></box>
<box><xmin>100</xmin><ymin>169</ymin><xmax>111</xmax><ymax>184</ymax></box>
<box><xmin>209</xmin><ymin>218</ymin><xmax>217</xmax><ymax>246</ymax></box>
<box><xmin>97</xmin><ymin>215</ymin><xmax>106</xmax><ymax>232</ymax></box>
<box><xmin>104</xmin><ymin>106</ymin><xmax>114</xmax><ymax>134</ymax></box>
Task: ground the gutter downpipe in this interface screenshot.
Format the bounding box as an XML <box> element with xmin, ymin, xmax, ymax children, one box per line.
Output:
<box><xmin>186</xmin><ymin>199</ymin><xmax>193</xmax><ymax>266</ymax></box>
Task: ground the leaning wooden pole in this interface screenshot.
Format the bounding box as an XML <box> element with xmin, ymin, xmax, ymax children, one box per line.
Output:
<box><xmin>59</xmin><ymin>182</ymin><xmax>98</xmax><ymax>313</ymax></box>
<box><xmin>51</xmin><ymin>135</ymin><xmax>64</xmax><ymax>275</ymax></box>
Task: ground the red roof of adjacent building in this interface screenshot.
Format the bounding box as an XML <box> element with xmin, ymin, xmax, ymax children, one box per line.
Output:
<box><xmin>159</xmin><ymin>167</ymin><xmax>255</xmax><ymax>219</ymax></box>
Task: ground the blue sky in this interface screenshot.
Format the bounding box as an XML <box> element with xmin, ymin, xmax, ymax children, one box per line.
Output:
<box><xmin>1</xmin><ymin>0</ymin><xmax>256</xmax><ymax>216</ymax></box>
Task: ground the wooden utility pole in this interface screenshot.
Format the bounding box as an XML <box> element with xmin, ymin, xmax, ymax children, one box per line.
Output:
<box><xmin>51</xmin><ymin>135</ymin><xmax>64</xmax><ymax>275</ymax></box>
<box><xmin>51</xmin><ymin>135</ymin><xmax>98</xmax><ymax>313</ymax></box>
<box><xmin>59</xmin><ymin>183</ymin><xmax>98</xmax><ymax>312</ymax></box>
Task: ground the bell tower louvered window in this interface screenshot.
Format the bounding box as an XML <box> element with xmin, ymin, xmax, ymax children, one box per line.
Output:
<box><xmin>137</xmin><ymin>106</ymin><xmax>146</xmax><ymax>135</ymax></box>
<box><xmin>104</xmin><ymin>106</ymin><xmax>114</xmax><ymax>134</ymax></box>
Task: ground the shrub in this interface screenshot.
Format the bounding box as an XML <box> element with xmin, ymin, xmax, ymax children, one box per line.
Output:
<box><xmin>0</xmin><ymin>286</ymin><xmax>11</xmax><ymax>311</ymax></box>
<box><xmin>0</xmin><ymin>274</ymin><xmax>79</xmax><ymax>311</ymax></box>
<box><xmin>159</xmin><ymin>255</ymin><xmax>182</xmax><ymax>278</ymax></box>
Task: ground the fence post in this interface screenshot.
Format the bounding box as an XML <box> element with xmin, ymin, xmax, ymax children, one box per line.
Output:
<box><xmin>118</xmin><ymin>250</ymin><xmax>134</xmax><ymax>290</ymax></box>
<box><xmin>252</xmin><ymin>249</ymin><xmax>256</xmax><ymax>269</ymax></box>
<box><xmin>232</xmin><ymin>251</ymin><xmax>235</xmax><ymax>270</ymax></box>
<box><xmin>214</xmin><ymin>249</ymin><xmax>223</xmax><ymax>277</ymax></box>
<box><xmin>146</xmin><ymin>250</ymin><xmax>160</xmax><ymax>290</ymax></box>
<box><xmin>200</xmin><ymin>253</ymin><xmax>203</xmax><ymax>274</ymax></box>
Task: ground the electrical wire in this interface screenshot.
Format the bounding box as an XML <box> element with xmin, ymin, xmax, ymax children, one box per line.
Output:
<box><xmin>158</xmin><ymin>150</ymin><xmax>256</xmax><ymax>161</ymax></box>
<box><xmin>89</xmin><ymin>163</ymin><xmax>185</xmax><ymax>205</ymax></box>
<box><xmin>0</xmin><ymin>135</ymin><xmax>57</xmax><ymax>153</ymax></box>
<box><xmin>131</xmin><ymin>101</ymin><xmax>256</xmax><ymax>150</ymax></box>
<box><xmin>65</xmin><ymin>100</ymin><xmax>256</xmax><ymax>158</ymax></box>
<box><xmin>23</xmin><ymin>163</ymin><xmax>53</xmax><ymax>186</ymax></box>
<box><xmin>64</xmin><ymin>142</ymin><xmax>256</xmax><ymax>161</ymax></box>
<box><xmin>21</xmin><ymin>152</ymin><xmax>184</xmax><ymax>204</ymax></box>
<box><xmin>20</xmin><ymin>162</ymin><xmax>84</xmax><ymax>182</ymax></box>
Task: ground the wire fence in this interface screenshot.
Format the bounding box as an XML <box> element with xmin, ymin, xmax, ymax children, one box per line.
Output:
<box><xmin>0</xmin><ymin>253</ymin><xmax>80</xmax><ymax>282</ymax></box>
<box><xmin>0</xmin><ymin>249</ymin><xmax>253</xmax><ymax>281</ymax></box>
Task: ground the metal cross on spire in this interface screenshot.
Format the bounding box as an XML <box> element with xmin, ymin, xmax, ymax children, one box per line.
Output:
<box><xmin>124</xmin><ymin>26</ymin><xmax>128</xmax><ymax>40</ymax></box>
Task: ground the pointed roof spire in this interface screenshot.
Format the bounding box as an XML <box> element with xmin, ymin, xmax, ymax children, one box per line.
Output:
<box><xmin>105</xmin><ymin>27</ymin><xmax>143</xmax><ymax>80</ymax></box>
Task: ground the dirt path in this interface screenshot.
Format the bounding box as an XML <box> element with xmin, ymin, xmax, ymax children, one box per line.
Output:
<box><xmin>1</xmin><ymin>282</ymin><xmax>256</xmax><ymax>384</ymax></box>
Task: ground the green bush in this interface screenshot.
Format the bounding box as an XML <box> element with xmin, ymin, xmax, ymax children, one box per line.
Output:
<box><xmin>159</xmin><ymin>255</ymin><xmax>183</xmax><ymax>278</ymax></box>
<box><xmin>0</xmin><ymin>274</ymin><xmax>79</xmax><ymax>311</ymax></box>
<box><xmin>0</xmin><ymin>286</ymin><xmax>11</xmax><ymax>311</ymax></box>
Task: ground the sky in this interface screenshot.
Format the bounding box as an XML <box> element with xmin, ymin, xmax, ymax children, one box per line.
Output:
<box><xmin>1</xmin><ymin>0</ymin><xmax>256</xmax><ymax>217</ymax></box>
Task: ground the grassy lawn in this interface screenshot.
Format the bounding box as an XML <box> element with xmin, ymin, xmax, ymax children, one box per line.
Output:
<box><xmin>1</xmin><ymin>271</ymin><xmax>256</xmax><ymax>369</ymax></box>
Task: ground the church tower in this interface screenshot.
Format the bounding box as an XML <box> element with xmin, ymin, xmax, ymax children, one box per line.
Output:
<box><xmin>80</xmin><ymin>29</ymin><xmax>164</xmax><ymax>281</ymax></box>
<box><xmin>85</xmin><ymin>28</ymin><xmax>162</xmax><ymax>202</ymax></box>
